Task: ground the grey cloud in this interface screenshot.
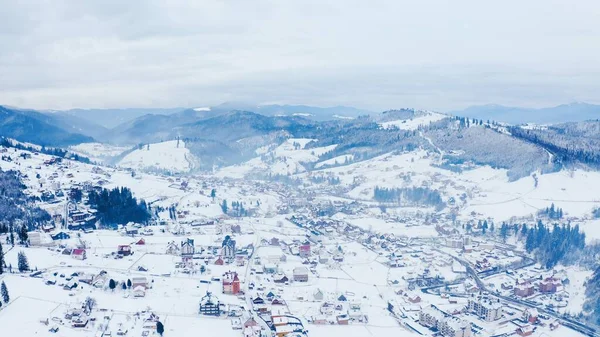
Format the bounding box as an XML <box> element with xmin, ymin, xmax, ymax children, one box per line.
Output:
<box><xmin>0</xmin><ymin>0</ymin><xmax>599</xmax><ymax>111</ymax></box>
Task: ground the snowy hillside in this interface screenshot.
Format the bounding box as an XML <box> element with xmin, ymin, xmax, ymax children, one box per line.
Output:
<box><xmin>118</xmin><ymin>140</ymin><xmax>198</xmax><ymax>173</ymax></box>
<box><xmin>217</xmin><ymin>138</ymin><xmax>336</xmax><ymax>178</ymax></box>
<box><xmin>379</xmin><ymin>111</ymin><xmax>447</xmax><ymax>130</ymax></box>
<box><xmin>69</xmin><ymin>142</ymin><xmax>130</xmax><ymax>163</ymax></box>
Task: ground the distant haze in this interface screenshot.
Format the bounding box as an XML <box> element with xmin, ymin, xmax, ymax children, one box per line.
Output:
<box><xmin>1</xmin><ymin>1</ymin><xmax>600</xmax><ymax>111</ymax></box>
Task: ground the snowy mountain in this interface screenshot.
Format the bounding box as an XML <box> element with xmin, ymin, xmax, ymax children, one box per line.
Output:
<box><xmin>451</xmin><ymin>102</ymin><xmax>600</xmax><ymax>125</ymax></box>
<box><xmin>118</xmin><ymin>140</ymin><xmax>198</xmax><ymax>173</ymax></box>
<box><xmin>48</xmin><ymin>107</ymin><xmax>186</xmax><ymax>129</ymax></box>
<box><xmin>0</xmin><ymin>105</ymin><xmax>94</xmax><ymax>146</ymax></box>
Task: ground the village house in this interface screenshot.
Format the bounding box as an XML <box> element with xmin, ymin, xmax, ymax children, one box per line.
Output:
<box><xmin>117</xmin><ymin>245</ymin><xmax>132</xmax><ymax>256</ymax></box>
<box><xmin>273</xmin><ymin>274</ymin><xmax>289</xmax><ymax>284</ymax></box>
<box><xmin>299</xmin><ymin>241</ymin><xmax>311</xmax><ymax>258</ymax></box>
<box><xmin>223</xmin><ymin>271</ymin><xmax>241</xmax><ymax>295</ymax></box>
<box><xmin>181</xmin><ymin>238</ymin><xmax>195</xmax><ymax>265</ymax></box>
<box><xmin>133</xmin><ymin>286</ymin><xmax>146</xmax><ymax>297</ymax></box>
<box><xmin>522</xmin><ymin>308</ymin><xmax>539</xmax><ymax>324</ymax></box>
<box><xmin>313</xmin><ymin>288</ymin><xmax>324</xmax><ymax>301</ymax></box>
<box><xmin>165</xmin><ymin>241</ymin><xmax>180</xmax><ymax>255</ymax></box>
<box><xmin>71</xmin><ymin>248</ymin><xmax>87</xmax><ymax>260</ymax></box>
<box><xmin>132</xmin><ymin>277</ymin><xmax>149</xmax><ymax>289</ymax></box>
<box><xmin>293</xmin><ymin>267</ymin><xmax>309</xmax><ymax>282</ymax></box>
<box><xmin>516</xmin><ymin>325</ymin><xmax>535</xmax><ymax>336</ymax></box>
<box><xmin>222</xmin><ymin>235</ymin><xmax>236</xmax><ymax>262</ymax></box>
<box><xmin>243</xmin><ymin>318</ymin><xmax>261</xmax><ymax>337</ymax></box>
<box><xmin>199</xmin><ymin>292</ymin><xmax>221</xmax><ymax>316</ymax></box>
<box><xmin>51</xmin><ymin>232</ymin><xmax>71</xmax><ymax>241</ymax></box>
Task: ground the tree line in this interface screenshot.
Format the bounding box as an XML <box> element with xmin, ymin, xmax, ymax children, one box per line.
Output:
<box><xmin>88</xmin><ymin>187</ymin><xmax>151</xmax><ymax>227</ymax></box>
<box><xmin>0</xmin><ymin>137</ymin><xmax>91</xmax><ymax>164</ymax></box>
<box><xmin>374</xmin><ymin>186</ymin><xmax>445</xmax><ymax>210</ymax></box>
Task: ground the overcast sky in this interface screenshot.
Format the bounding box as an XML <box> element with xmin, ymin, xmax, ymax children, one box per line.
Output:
<box><xmin>1</xmin><ymin>0</ymin><xmax>599</xmax><ymax>112</ymax></box>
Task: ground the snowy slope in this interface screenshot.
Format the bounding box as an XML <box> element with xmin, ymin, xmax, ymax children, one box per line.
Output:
<box><xmin>217</xmin><ymin>138</ymin><xmax>336</xmax><ymax>178</ymax></box>
<box><xmin>307</xmin><ymin>148</ymin><xmax>600</xmax><ymax>224</ymax></box>
<box><xmin>118</xmin><ymin>140</ymin><xmax>198</xmax><ymax>173</ymax></box>
<box><xmin>69</xmin><ymin>142</ymin><xmax>130</xmax><ymax>163</ymax></box>
<box><xmin>314</xmin><ymin>154</ymin><xmax>354</xmax><ymax>169</ymax></box>
<box><xmin>380</xmin><ymin>111</ymin><xmax>447</xmax><ymax>130</ymax></box>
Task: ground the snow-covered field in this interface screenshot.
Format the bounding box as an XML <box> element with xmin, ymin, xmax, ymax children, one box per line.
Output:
<box><xmin>217</xmin><ymin>138</ymin><xmax>336</xmax><ymax>178</ymax></box>
<box><xmin>379</xmin><ymin>111</ymin><xmax>447</xmax><ymax>130</ymax></box>
<box><xmin>0</xmin><ymin>137</ymin><xmax>598</xmax><ymax>337</ymax></box>
<box><xmin>118</xmin><ymin>140</ymin><xmax>198</xmax><ymax>173</ymax></box>
<box><xmin>69</xmin><ymin>143</ymin><xmax>130</xmax><ymax>163</ymax></box>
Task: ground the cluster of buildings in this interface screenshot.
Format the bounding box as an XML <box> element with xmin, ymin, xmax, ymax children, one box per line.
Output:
<box><xmin>466</xmin><ymin>294</ymin><xmax>503</xmax><ymax>321</ymax></box>
<box><xmin>419</xmin><ymin>305</ymin><xmax>471</xmax><ymax>337</ymax></box>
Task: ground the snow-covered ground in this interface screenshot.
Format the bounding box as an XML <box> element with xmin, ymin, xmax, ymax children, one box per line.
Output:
<box><xmin>0</xmin><ymin>138</ymin><xmax>598</xmax><ymax>337</ymax></box>
<box><xmin>118</xmin><ymin>140</ymin><xmax>198</xmax><ymax>173</ymax></box>
<box><xmin>217</xmin><ymin>138</ymin><xmax>336</xmax><ymax>178</ymax></box>
<box><xmin>379</xmin><ymin>111</ymin><xmax>447</xmax><ymax>130</ymax></box>
<box><xmin>69</xmin><ymin>142</ymin><xmax>130</xmax><ymax>163</ymax></box>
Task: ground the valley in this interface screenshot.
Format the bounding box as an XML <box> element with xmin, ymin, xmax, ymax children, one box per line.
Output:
<box><xmin>1</xmin><ymin>104</ymin><xmax>600</xmax><ymax>337</ymax></box>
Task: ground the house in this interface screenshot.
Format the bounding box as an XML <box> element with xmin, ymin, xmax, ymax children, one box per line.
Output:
<box><xmin>71</xmin><ymin>249</ymin><xmax>87</xmax><ymax>260</ymax></box>
<box><xmin>71</xmin><ymin>316</ymin><xmax>89</xmax><ymax>328</ymax></box>
<box><xmin>293</xmin><ymin>267</ymin><xmax>309</xmax><ymax>282</ymax></box>
<box><xmin>132</xmin><ymin>277</ymin><xmax>149</xmax><ymax>289</ymax></box>
<box><xmin>299</xmin><ymin>241</ymin><xmax>311</xmax><ymax>258</ymax></box>
<box><xmin>125</xmin><ymin>224</ymin><xmax>139</xmax><ymax>236</ymax></box>
<box><xmin>215</xmin><ymin>256</ymin><xmax>224</xmax><ymax>265</ymax></box>
<box><xmin>165</xmin><ymin>241</ymin><xmax>180</xmax><ymax>255</ymax></box>
<box><xmin>272</xmin><ymin>298</ymin><xmax>286</xmax><ymax>306</ymax></box>
<box><xmin>79</xmin><ymin>273</ymin><xmax>94</xmax><ymax>285</ymax></box>
<box><xmin>516</xmin><ymin>325</ymin><xmax>535</xmax><ymax>336</ymax></box>
<box><xmin>522</xmin><ymin>308</ymin><xmax>538</xmax><ymax>324</ymax></box>
<box><xmin>407</xmin><ymin>293</ymin><xmax>421</xmax><ymax>303</ymax></box>
<box><xmin>273</xmin><ymin>274</ymin><xmax>289</xmax><ymax>284</ymax></box>
<box><xmin>244</xmin><ymin>318</ymin><xmax>259</xmax><ymax>329</ymax></box>
<box><xmin>223</xmin><ymin>271</ymin><xmax>241</xmax><ymax>295</ymax></box>
<box><xmin>117</xmin><ymin>245</ymin><xmax>132</xmax><ymax>256</ymax></box>
<box><xmin>263</xmin><ymin>264</ymin><xmax>277</xmax><ymax>274</ymax></box>
<box><xmin>222</xmin><ymin>235</ymin><xmax>236</xmax><ymax>262</ymax></box>
<box><xmin>337</xmin><ymin>294</ymin><xmax>347</xmax><ymax>302</ymax></box>
<box><xmin>313</xmin><ymin>288</ymin><xmax>324</xmax><ymax>301</ymax></box>
<box><xmin>336</xmin><ymin>314</ymin><xmax>349</xmax><ymax>325</ymax></box>
<box><xmin>28</xmin><ymin>232</ymin><xmax>44</xmax><ymax>246</ymax></box>
<box><xmin>135</xmin><ymin>238</ymin><xmax>145</xmax><ymax>245</ymax></box>
<box><xmin>51</xmin><ymin>232</ymin><xmax>71</xmax><ymax>241</ymax></box>
<box><xmin>243</xmin><ymin>318</ymin><xmax>261</xmax><ymax>337</ymax></box>
<box><xmin>42</xmin><ymin>223</ymin><xmax>56</xmax><ymax>233</ymax></box>
<box><xmin>63</xmin><ymin>280</ymin><xmax>78</xmax><ymax>290</ymax></box>
<box><xmin>132</xmin><ymin>285</ymin><xmax>146</xmax><ymax>297</ymax></box>
<box><xmin>181</xmin><ymin>238</ymin><xmax>195</xmax><ymax>265</ymax></box>
<box><xmin>199</xmin><ymin>292</ymin><xmax>221</xmax><ymax>316</ymax></box>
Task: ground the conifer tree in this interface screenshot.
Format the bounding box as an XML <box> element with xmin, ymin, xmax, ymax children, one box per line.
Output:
<box><xmin>0</xmin><ymin>241</ymin><xmax>4</xmax><ymax>274</ymax></box>
<box><xmin>1</xmin><ymin>281</ymin><xmax>9</xmax><ymax>303</ymax></box>
<box><xmin>17</xmin><ymin>251</ymin><xmax>29</xmax><ymax>272</ymax></box>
